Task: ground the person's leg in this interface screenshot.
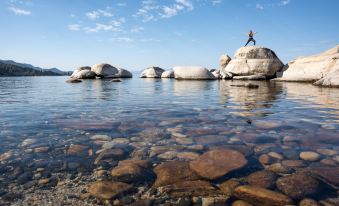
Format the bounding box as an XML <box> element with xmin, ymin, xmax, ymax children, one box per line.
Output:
<box><xmin>245</xmin><ymin>38</ymin><xmax>251</xmax><ymax>46</ymax></box>
<box><xmin>253</xmin><ymin>38</ymin><xmax>256</xmax><ymax>46</ymax></box>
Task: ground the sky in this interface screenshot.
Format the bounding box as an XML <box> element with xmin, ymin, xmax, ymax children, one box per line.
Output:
<box><xmin>0</xmin><ymin>0</ymin><xmax>338</xmax><ymax>71</ymax></box>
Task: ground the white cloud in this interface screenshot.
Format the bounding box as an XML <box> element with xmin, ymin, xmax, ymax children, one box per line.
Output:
<box><xmin>117</xmin><ymin>2</ymin><xmax>127</xmax><ymax>7</ymax></box>
<box><xmin>162</xmin><ymin>6</ymin><xmax>181</xmax><ymax>18</ymax></box>
<box><xmin>68</xmin><ymin>24</ymin><xmax>82</xmax><ymax>31</ymax></box>
<box><xmin>131</xmin><ymin>26</ymin><xmax>144</xmax><ymax>33</ymax></box>
<box><xmin>256</xmin><ymin>4</ymin><xmax>264</xmax><ymax>10</ymax></box>
<box><xmin>84</xmin><ymin>18</ymin><xmax>126</xmax><ymax>33</ymax></box>
<box><xmin>135</xmin><ymin>0</ymin><xmax>159</xmax><ymax>22</ymax></box>
<box><xmin>86</xmin><ymin>7</ymin><xmax>113</xmax><ymax>20</ymax></box>
<box><xmin>161</xmin><ymin>0</ymin><xmax>194</xmax><ymax>19</ymax></box>
<box><xmin>8</xmin><ymin>7</ymin><xmax>31</xmax><ymax>15</ymax></box>
<box><xmin>280</xmin><ymin>0</ymin><xmax>291</xmax><ymax>6</ymax></box>
<box><xmin>176</xmin><ymin>0</ymin><xmax>193</xmax><ymax>11</ymax></box>
<box><xmin>211</xmin><ymin>0</ymin><xmax>222</xmax><ymax>5</ymax></box>
<box><xmin>111</xmin><ymin>37</ymin><xmax>134</xmax><ymax>43</ymax></box>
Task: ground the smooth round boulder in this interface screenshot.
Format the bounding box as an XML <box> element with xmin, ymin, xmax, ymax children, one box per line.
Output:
<box><xmin>88</xmin><ymin>181</ymin><xmax>132</xmax><ymax>200</ymax></box>
<box><xmin>299</xmin><ymin>151</ymin><xmax>321</xmax><ymax>161</ymax></box>
<box><xmin>276</xmin><ymin>173</ymin><xmax>321</xmax><ymax>200</ymax></box>
<box><xmin>161</xmin><ymin>70</ymin><xmax>174</xmax><ymax>78</ymax></box>
<box><xmin>140</xmin><ymin>67</ymin><xmax>164</xmax><ymax>78</ymax></box>
<box><xmin>189</xmin><ymin>149</ymin><xmax>247</xmax><ymax>180</ymax></box>
<box><xmin>224</xmin><ymin>46</ymin><xmax>284</xmax><ymax>78</ymax></box>
<box><xmin>153</xmin><ymin>161</ymin><xmax>200</xmax><ymax>187</ymax></box>
<box><xmin>91</xmin><ymin>63</ymin><xmax>119</xmax><ymax>78</ymax></box>
<box><xmin>116</xmin><ymin>68</ymin><xmax>132</xmax><ymax>78</ymax></box>
<box><xmin>70</xmin><ymin>66</ymin><xmax>96</xmax><ymax>79</ymax></box>
<box><xmin>174</xmin><ymin>66</ymin><xmax>216</xmax><ymax>80</ymax></box>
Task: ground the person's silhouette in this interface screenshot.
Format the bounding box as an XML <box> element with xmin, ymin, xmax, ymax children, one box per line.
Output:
<box><xmin>245</xmin><ymin>30</ymin><xmax>257</xmax><ymax>46</ymax></box>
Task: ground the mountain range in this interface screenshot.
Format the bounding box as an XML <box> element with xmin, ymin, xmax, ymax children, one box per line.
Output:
<box><xmin>0</xmin><ymin>59</ymin><xmax>71</xmax><ymax>76</ymax></box>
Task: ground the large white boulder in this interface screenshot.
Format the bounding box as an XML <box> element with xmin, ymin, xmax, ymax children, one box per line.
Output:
<box><xmin>70</xmin><ymin>66</ymin><xmax>96</xmax><ymax>79</ymax></box>
<box><xmin>161</xmin><ymin>70</ymin><xmax>174</xmax><ymax>78</ymax></box>
<box><xmin>219</xmin><ymin>54</ymin><xmax>232</xmax><ymax>69</ymax></box>
<box><xmin>174</xmin><ymin>66</ymin><xmax>216</xmax><ymax>80</ymax></box>
<box><xmin>91</xmin><ymin>63</ymin><xmax>119</xmax><ymax>78</ymax></box>
<box><xmin>116</xmin><ymin>68</ymin><xmax>133</xmax><ymax>78</ymax></box>
<box><xmin>314</xmin><ymin>67</ymin><xmax>339</xmax><ymax>87</ymax></box>
<box><xmin>276</xmin><ymin>45</ymin><xmax>339</xmax><ymax>82</ymax></box>
<box><xmin>224</xmin><ymin>46</ymin><xmax>284</xmax><ymax>78</ymax></box>
<box><xmin>140</xmin><ymin>67</ymin><xmax>164</xmax><ymax>78</ymax></box>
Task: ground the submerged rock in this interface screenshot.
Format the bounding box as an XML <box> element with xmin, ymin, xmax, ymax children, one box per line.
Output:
<box><xmin>299</xmin><ymin>151</ymin><xmax>321</xmax><ymax>161</ymax></box>
<box><xmin>140</xmin><ymin>66</ymin><xmax>164</xmax><ymax>78</ymax></box>
<box><xmin>110</xmin><ymin>160</ymin><xmax>152</xmax><ymax>183</ymax></box>
<box><xmin>276</xmin><ymin>173</ymin><xmax>321</xmax><ymax>200</ymax></box>
<box><xmin>189</xmin><ymin>149</ymin><xmax>247</xmax><ymax>180</ymax></box>
<box><xmin>224</xmin><ymin>46</ymin><xmax>284</xmax><ymax>79</ymax></box>
<box><xmin>233</xmin><ymin>185</ymin><xmax>294</xmax><ymax>206</ymax></box>
<box><xmin>174</xmin><ymin>66</ymin><xmax>216</xmax><ymax>80</ymax></box>
<box><xmin>91</xmin><ymin>63</ymin><xmax>119</xmax><ymax>78</ymax></box>
<box><xmin>94</xmin><ymin>148</ymin><xmax>127</xmax><ymax>165</ymax></box>
<box><xmin>0</xmin><ymin>151</ymin><xmax>13</xmax><ymax>161</ymax></box>
<box><xmin>158</xmin><ymin>180</ymin><xmax>221</xmax><ymax>198</ymax></box>
<box><xmin>276</xmin><ymin>45</ymin><xmax>339</xmax><ymax>83</ymax></box>
<box><xmin>66</xmin><ymin>78</ymin><xmax>82</xmax><ymax>83</ymax></box>
<box><xmin>310</xmin><ymin>167</ymin><xmax>339</xmax><ymax>188</ymax></box>
<box><xmin>299</xmin><ymin>198</ymin><xmax>320</xmax><ymax>206</ymax></box>
<box><xmin>219</xmin><ymin>179</ymin><xmax>240</xmax><ymax>196</ymax></box>
<box><xmin>153</xmin><ymin>161</ymin><xmax>200</xmax><ymax>187</ymax></box>
<box><xmin>88</xmin><ymin>181</ymin><xmax>132</xmax><ymax>200</ymax></box>
<box><xmin>247</xmin><ymin>170</ymin><xmax>277</xmax><ymax>189</ymax></box>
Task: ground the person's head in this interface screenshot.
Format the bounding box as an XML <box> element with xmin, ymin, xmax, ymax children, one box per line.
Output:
<box><xmin>250</xmin><ymin>30</ymin><xmax>252</xmax><ymax>32</ymax></box>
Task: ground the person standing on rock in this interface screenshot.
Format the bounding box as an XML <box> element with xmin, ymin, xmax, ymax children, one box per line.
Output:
<box><xmin>245</xmin><ymin>30</ymin><xmax>257</xmax><ymax>46</ymax></box>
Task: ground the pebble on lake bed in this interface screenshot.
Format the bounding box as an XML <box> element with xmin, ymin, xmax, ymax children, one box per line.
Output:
<box><xmin>299</xmin><ymin>151</ymin><xmax>321</xmax><ymax>161</ymax></box>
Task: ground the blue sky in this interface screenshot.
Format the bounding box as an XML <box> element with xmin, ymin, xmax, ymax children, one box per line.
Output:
<box><xmin>0</xmin><ymin>0</ymin><xmax>338</xmax><ymax>71</ymax></box>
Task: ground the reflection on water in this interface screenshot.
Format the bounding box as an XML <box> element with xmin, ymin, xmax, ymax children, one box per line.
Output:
<box><xmin>219</xmin><ymin>81</ymin><xmax>283</xmax><ymax>117</ymax></box>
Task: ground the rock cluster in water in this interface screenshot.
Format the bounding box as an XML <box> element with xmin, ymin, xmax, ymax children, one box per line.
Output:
<box><xmin>66</xmin><ymin>63</ymin><xmax>133</xmax><ymax>82</ymax></box>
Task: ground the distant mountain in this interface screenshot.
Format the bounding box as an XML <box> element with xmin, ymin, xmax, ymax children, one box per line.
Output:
<box><xmin>0</xmin><ymin>60</ymin><xmax>71</xmax><ymax>76</ymax></box>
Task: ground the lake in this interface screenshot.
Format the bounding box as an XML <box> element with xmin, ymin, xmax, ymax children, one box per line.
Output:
<box><xmin>0</xmin><ymin>76</ymin><xmax>338</xmax><ymax>205</ymax></box>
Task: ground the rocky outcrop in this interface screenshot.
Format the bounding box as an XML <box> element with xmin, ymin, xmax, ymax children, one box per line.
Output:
<box><xmin>224</xmin><ymin>46</ymin><xmax>284</xmax><ymax>79</ymax></box>
<box><xmin>219</xmin><ymin>54</ymin><xmax>232</xmax><ymax>69</ymax></box>
<box><xmin>275</xmin><ymin>45</ymin><xmax>339</xmax><ymax>84</ymax></box>
<box><xmin>68</xmin><ymin>64</ymin><xmax>133</xmax><ymax>81</ymax></box>
<box><xmin>116</xmin><ymin>68</ymin><xmax>133</xmax><ymax>78</ymax></box>
<box><xmin>161</xmin><ymin>70</ymin><xmax>174</xmax><ymax>78</ymax></box>
<box><xmin>314</xmin><ymin>66</ymin><xmax>339</xmax><ymax>87</ymax></box>
<box><xmin>174</xmin><ymin>66</ymin><xmax>216</xmax><ymax>80</ymax></box>
<box><xmin>70</xmin><ymin>66</ymin><xmax>96</xmax><ymax>79</ymax></box>
<box><xmin>140</xmin><ymin>67</ymin><xmax>164</xmax><ymax>78</ymax></box>
<box><xmin>91</xmin><ymin>63</ymin><xmax>119</xmax><ymax>78</ymax></box>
